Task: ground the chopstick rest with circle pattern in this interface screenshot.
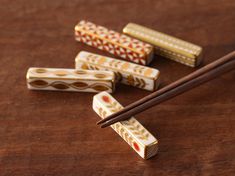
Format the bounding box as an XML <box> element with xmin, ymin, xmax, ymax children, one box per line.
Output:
<box><xmin>74</xmin><ymin>20</ymin><xmax>154</xmax><ymax>65</ymax></box>
<box><xmin>75</xmin><ymin>51</ymin><xmax>160</xmax><ymax>91</ymax></box>
<box><xmin>123</xmin><ymin>23</ymin><xmax>203</xmax><ymax>67</ymax></box>
<box><xmin>26</xmin><ymin>67</ymin><xmax>115</xmax><ymax>93</ymax></box>
<box><xmin>93</xmin><ymin>91</ymin><xmax>158</xmax><ymax>159</ymax></box>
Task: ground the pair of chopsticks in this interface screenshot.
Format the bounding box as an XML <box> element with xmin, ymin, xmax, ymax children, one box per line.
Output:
<box><xmin>97</xmin><ymin>51</ymin><xmax>235</xmax><ymax>128</ymax></box>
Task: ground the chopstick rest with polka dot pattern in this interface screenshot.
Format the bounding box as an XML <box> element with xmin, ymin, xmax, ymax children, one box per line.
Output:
<box><xmin>26</xmin><ymin>67</ymin><xmax>115</xmax><ymax>93</ymax></box>
<box><xmin>123</xmin><ymin>23</ymin><xmax>203</xmax><ymax>67</ymax></box>
<box><xmin>93</xmin><ymin>91</ymin><xmax>158</xmax><ymax>159</ymax></box>
<box><xmin>75</xmin><ymin>51</ymin><xmax>160</xmax><ymax>91</ymax></box>
<box><xmin>74</xmin><ymin>20</ymin><xmax>154</xmax><ymax>65</ymax></box>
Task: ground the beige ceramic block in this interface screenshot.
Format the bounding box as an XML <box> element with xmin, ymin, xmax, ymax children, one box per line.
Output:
<box><xmin>75</xmin><ymin>51</ymin><xmax>160</xmax><ymax>91</ymax></box>
<box><xmin>74</xmin><ymin>20</ymin><xmax>154</xmax><ymax>65</ymax></box>
<box><xmin>93</xmin><ymin>91</ymin><xmax>158</xmax><ymax>159</ymax></box>
<box><xmin>26</xmin><ymin>67</ymin><xmax>115</xmax><ymax>93</ymax></box>
<box><xmin>123</xmin><ymin>23</ymin><xmax>203</xmax><ymax>67</ymax></box>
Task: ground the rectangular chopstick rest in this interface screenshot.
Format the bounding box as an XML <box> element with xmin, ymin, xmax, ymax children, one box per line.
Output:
<box><xmin>76</xmin><ymin>51</ymin><xmax>160</xmax><ymax>91</ymax></box>
<box><xmin>26</xmin><ymin>67</ymin><xmax>115</xmax><ymax>93</ymax></box>
<box><xmin>123</xmin><ymin>23</ymin><xmax>203</xmax><ymax>67</ymax></box>
<box><xmin>74</xmin><ymin>20</ymin><xmax>154</xmax><ymax>65</ymax></box>
<box><xmin>93</xmin><ymin>91</ymin><xmax>158</xmax><ymax>159</ymax></box>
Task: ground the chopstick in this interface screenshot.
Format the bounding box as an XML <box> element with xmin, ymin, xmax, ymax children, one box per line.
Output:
<box><xmin>97</xmin><ymin>51</ymin><xmax>235</xmax><ymax>125</ymax></box>
<box><xmin>100</xmin><ymin>58</ymin><xmax>235</xmax><ymax>128</ymax></box>
<box><xmin>97</xmin><ymin>51</ymin><xmax>235</xmax><ymax>128</ymax></box>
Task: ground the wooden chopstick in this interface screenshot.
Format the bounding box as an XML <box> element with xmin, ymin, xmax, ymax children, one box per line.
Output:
<box><xmin>97</xmin><ymin>51</ymin><xmax>235</xmax><ymax>126</ymax></box>
<box><xmin>101</xmin><ymin>58</ymin><xmax>235</xmax><ymax>128</ymax></box>
<box><xmin>98</xmin><ymin>51</ymin><xmax>235</xmax><ymax>128</ymax></box>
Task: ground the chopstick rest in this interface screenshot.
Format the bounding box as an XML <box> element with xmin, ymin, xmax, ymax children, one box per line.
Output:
<box><xmin>26</xmin><ymin>67</ymin><xmax>115</xmax><ymax>93</ymax></box>
<box><xmin>75</xmin><ymin>51</ymin><xmax>160</xmax><ymax>91</ymax></box>
<box><xmin>123</xmin><ymin>23</ymin><xmax>203</xmax><ymax>67</ymax></box>
<box><xmin>74</xmin><ymin>20</ymin><xmax>154</xmax><ymax>65</ymax></box>
<box><xmin>93</xmin><ymin>91</ymin><xmax>158</xmax><ymax>159</ymax></box>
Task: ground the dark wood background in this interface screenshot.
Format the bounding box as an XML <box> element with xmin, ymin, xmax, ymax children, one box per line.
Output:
<box><xmin>0</xmin><ymin>0</ymin><xmax>235</xmax><ymax>175</ymax></box>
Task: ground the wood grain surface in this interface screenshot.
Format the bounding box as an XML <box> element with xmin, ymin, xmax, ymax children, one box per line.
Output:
<box><xmin>0</xmin><ymin>0</ymin><xmax>235</xmax><ymax>175</ymax></box>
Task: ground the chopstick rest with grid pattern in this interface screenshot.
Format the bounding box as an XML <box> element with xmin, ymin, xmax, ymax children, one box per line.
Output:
<box><xmin>93</xmin><ymin>91</ymin><xmax>158</xmax><ymax>159</ymax></box>
<box><xmin>74</xmin><ymin>20</ymin><xmax>154</xmax><ymax>65</ymax></box>
<box><xmin>26</xmin><ymin>67</ymin><xmax>115</xmax><ymax>93</ymax></box>
<box><xmin>75</xmin><ymin>51</ymin><xmax>160</xmax><ymax>91</ymax></box>
<box><xmin>123</xmin><ymin>23</ymin><xmax>203</xmax><ymax>67</ymax></box>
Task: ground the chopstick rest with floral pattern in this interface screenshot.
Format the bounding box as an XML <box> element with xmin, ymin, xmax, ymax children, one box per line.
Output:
<box><xmin>93</xmin><ymin>91</ymin><xmax>158</xmax><ymax>159</ymax></box>
<box><xmin>76</xmin><ymin>51</ymin><xmax>160</xmax><ymax>91</ymax></box>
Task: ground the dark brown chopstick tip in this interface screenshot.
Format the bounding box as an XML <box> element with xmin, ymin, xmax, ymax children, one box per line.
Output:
<box><xmin>100</xmin><ymin>124</ymin><xmax>108</xmax><ymax>128</ymax></box>
<box><xmin>96</xmin><ymin>117</ymin><xmax>113</xmax><ymax>125</ymax></box>
<box><xmin>100</xmin><ymin>122</ymin><xmax>112</xmax><ymax>128</ymax></box>
<box><xmin>96</xmin><ymin>120</ymin><xmax>102</xmax><ymax>125</ymax></box>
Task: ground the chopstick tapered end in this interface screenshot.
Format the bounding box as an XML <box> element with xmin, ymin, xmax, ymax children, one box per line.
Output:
<box><xmin>100</xmin><ymin>123</ymin><xmax>109</xmax><ymax>128</ymax></box>
<box><xmin>96</xmin><ymin>114</ymin><xmax>116</xmax><ymax>125</ymax></box>
<box><xmin>96</xmin><ymin>120</ymin><xmax>103</xmax><ymax>125</ymax></box>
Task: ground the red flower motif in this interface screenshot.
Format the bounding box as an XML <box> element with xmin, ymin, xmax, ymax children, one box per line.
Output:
<box><xmin>102</xmin><ymin>95</ymin><xmax>110</xmax><ymax>103</ymax></box>
<box><xmin>133</xmin><ymin>142</ymin><xmax>140</xmax><ymax>152</ymax></box>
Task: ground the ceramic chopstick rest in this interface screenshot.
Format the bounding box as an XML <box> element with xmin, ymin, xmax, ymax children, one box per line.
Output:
<box><xmin>123</xmin><ymin>23</ymin><xmax>203</xmax><ymax>67</ymax></box>
<box><xmin>93</xmin><ymin>91</ymin><xmax>158</xmax><ymax>159</ymax></box>
<box><xmin>75</xmin><ymin>51</ymin><xmax>160</xmax><ymax>91</ymax></box>
<box><xmin>26</xmin><ymin>67</ymin><xmax>115</xmax><ymax>93</ymax></box>
<box><xmin>74</xmin><ymin>20</ymin><xmax>154</xmax><ymax>65</ymax></box>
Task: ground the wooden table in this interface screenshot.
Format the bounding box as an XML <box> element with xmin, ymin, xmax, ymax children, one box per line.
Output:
<box><xmin>1</xmin><ymin>0</ymin><xmax>235</xmax><ymax>175</ymax></box>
